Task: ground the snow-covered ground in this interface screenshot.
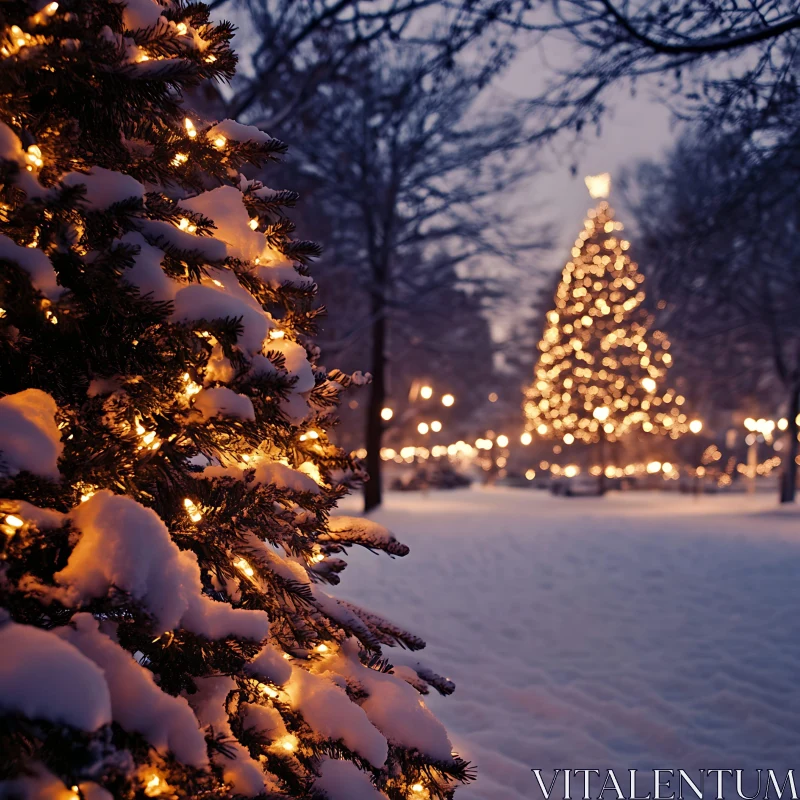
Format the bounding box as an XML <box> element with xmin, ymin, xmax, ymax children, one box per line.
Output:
<box><xmin>333</xmin><ymin>488</ymin><xmax>800</xmax><ymax>800</ymax></box>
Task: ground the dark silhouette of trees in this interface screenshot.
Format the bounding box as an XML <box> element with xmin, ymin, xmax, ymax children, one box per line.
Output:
<box><xmin>628</xmin><ymin>128</ymin><xmax>800</xmax><ymax>502</ymax></box>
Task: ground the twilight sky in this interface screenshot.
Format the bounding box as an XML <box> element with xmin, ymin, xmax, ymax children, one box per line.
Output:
<box><xmin>484</xmin><ymin>42</ymin><xmax>680</xmax><ymax>344</ymax></box>
<box><xmin>502</xmin><ymin>43</ymin><xmax>679</xmax><ymax>267</ymax></box>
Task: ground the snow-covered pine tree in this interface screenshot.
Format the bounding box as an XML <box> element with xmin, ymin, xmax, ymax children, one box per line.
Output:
<box><xmin>524</xmin><ymin>175</ymin><xmax>693</xmax><ymax>469</ymax></box>
<box><xmin>0</xmin><ymin>2</ymin><xmax>472</xmax><ymax>798</ymax></box>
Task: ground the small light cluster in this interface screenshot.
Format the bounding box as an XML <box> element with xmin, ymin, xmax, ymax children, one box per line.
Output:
<box><xmin>144</xmin><ymin>773</ymin><xmax>163</xmax><ymax>798</ymax></box>
<box><xmin>25</xmin><ymin>144</ymin><xmax>43</xmax><ymax>171</ymax></box>
<box><xmin>2</xmin><ymin>513</ymin><xmax>24</xmax><ymax>537</ymax></box>
<box><xmin>177</xmin><ymin>217</ymin><xmax>197</xmax><ymax>233</ymax></box>
<box><xmin>182</xmin><ymin>372</ymin><xmax>202</xmax><ymax>397</ymax></box>
<box><xmin>380</xmin><ymin>440</ymin><xmax>475</xmax><ymax>463</ymax></box>
<box><xmin>234</xmin><ymin>556</ymin><xmax>254</xmax><ymax>577</ymax></box>
<box><xmin>2</xmin><ymin>23</ymin><xmax>43</xmax><ymax>58</ymax></box>
<box><xmin>135</xmin><ymin>418</ymin><xmax>161</xmax><ymax>451</ymax></box>
<box><xmin>183</xmin><ymin>498</ymin><xmax>202</xmax><ymax>522</ymax></box>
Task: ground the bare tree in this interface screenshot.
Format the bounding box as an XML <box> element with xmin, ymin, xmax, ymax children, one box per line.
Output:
<box><xmin>223</xmin><ymin>0</ymin><xmax>528</xmax><ymax>129</ymax></box>
<box><xmin>214</xmin><ymin>0</ymin><xmax>800</xmax><ymax>155</ymax></box>
<box><xmin>270</xmin><ymin>46</ymin><xmax>539</xmax><ymax>510</ymax></box>
<box><xmin>627</xmin><ymin>127</ymin><xmax>800</xmax><ymax>502</ymax></box>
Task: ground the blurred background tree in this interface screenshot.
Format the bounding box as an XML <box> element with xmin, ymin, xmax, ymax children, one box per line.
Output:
<box><xmin>191</xmin><ymin>0</ymin><xmax>800</xmax><ymax>505</ymax></box>
<box><xmin>625</xmin><ymin>127</ymin><xmax>800</xmax><ymax>501</ymax></box>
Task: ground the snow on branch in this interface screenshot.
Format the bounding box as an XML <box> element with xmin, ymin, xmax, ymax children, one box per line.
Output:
<box><xmin>0</xmin><ymin>235</ymin><xmax>63</xmax><ymax>301</ymax></box>
<box><xmin>0</xmin><ymin>389</ymin><xmax>63</xmax><ymax>480</ymax></box>
<box><xmin>55</xmin><ymin>614</ymin><xmax>208</xmax><ymax>767</ymax></box>
<box><xmin>0</xmin><ymin>619</ymin><xmax>111</xmax><ymax>731</ymax></box>
<box><xmin>334</xmin><ymin>599</ymin><xmax>426</xmax><ymax>651</ymax></box>
<box><xmin>48</xmin><ymin>491</ymin><xmax>270</xmax><ymax>640</ymax></box>
<box><xmin>318</xmin><ymin>516</ymin><xmax>409</xmax><ymax>556</ymax></box>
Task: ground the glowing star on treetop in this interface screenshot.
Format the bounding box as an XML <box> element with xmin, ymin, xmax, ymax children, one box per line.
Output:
<box><xmin>584</xmin><ymin>172</ymin><xmax>611</xmax><ymax>199</ymax></box>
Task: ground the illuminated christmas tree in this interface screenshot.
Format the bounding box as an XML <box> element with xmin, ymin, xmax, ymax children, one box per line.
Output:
<box><xmin>524</xmin><ymin>174</ymin><xmax>693</xmax><ymax>474</ymax></box>
<box><xmin>0</xmin><ymin>1</ymin><xmax>471</xmax><ymax>797</ymax></box>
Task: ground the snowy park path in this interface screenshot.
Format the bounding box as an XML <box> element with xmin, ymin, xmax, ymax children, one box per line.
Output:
<box><xmin>333</xmin><ymin>488</ymin><xmax>800</xmax><ymax>800</ymax></box>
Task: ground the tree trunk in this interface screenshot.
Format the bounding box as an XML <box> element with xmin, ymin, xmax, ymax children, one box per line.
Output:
<box><xmin>596</xmin><ymin>430</ymin><xmax>607</xmax><ymax>496</ymax></box>
<box><xmin>363</xmin><ymin>305</ymin><xmax>386</xmax><ymax>513</ymax></box>
<box><xmin>780</xmin><ymin>385</ymin><xmax>799</xmax><ymax>503</ymax></box>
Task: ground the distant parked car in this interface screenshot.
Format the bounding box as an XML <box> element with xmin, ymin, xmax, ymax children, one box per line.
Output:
<box><xmin>550</xmin><ymin>475</ymin><xmax>603</xmax><ymax>497</ymax></box>
<box><xmin>391</xmin><ymin>464</ymin><xmax>472</xmax><ymax>492</ymax></box>
<box><xmin>497</xmin><ymin>473</ymin><xmax>536</xmax><ymax>488</ymax></box>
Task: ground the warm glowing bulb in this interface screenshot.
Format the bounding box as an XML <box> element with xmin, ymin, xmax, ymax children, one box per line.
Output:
<box><xmin>176</xmin><ymin>21</ymin><xmax>188</xmax><ymax>35</ymax></box>
<box><xmin>269</xmin><ymin>329</ymin><xmax>285</xmax><ymax>339</ymax></box>
<box><xmin>184</xmin><ymin>117</ymin><xmax>196</xmax><ymax>137</ymax></box>
<box><xmin>234</xmin><ymin>557</ymin><xmax>254</xmax><ymax>577</ymax></box>
<box><xmin>442</xmin><ymin>393</ymin><xmax>455</xmax><ymax>407</ymax></box>
<box><xmin>412</xmin><ymin>784</ymin><xmax>424</xmax><ymax>793</ymax></box>
<box><xmin>496</xmin><ymin>434</ymin><xmax>509</xmax><ymax>447</ymax></box>
<box><xmin>25</xmin><ymin>144</ymin><xmax>43</xmax><ymax>169</ymax></box>
<box><xmin>420</xmin><ymin>385</ymin><xmax>433</xmax><ymax>400</ymax></box>
<box><xmin>431</xmin><ymin>420</ymin><xmax>442</xmax><ymax>432</ymax></box>
<box><xmin>417</xmin><ymin>422</ymin><xmax>429</xmax><ymax>435</ymax></box>
<box><xmin>46</xmin><ymin>2</ymin><xmax>59</xmax><ymax>12</ymax></box>
<box><xmin>641</xmin><ymin>377</ymin><xmax>657</xmax><ymax>393</ymax></box>
<box><xmin>260</xmin><ymin>683</ymin><xmax>279</xmax><ymax>698</ymax></box>
<box><xmin>178</xmin><ymin>217</ymin><xmax>190</xmax><ymax>230</ymax></box>
<box><xmin>564</xmin><ymin>433</ymin><xmax>575</xmax><ymax>445</ymax></box>
<box><xmin>184</xmin><ymin>498</ymin><xmax>202</xmax><ymax>522</ymax></box>
<box><xmin>213</xmin><ymin>135</ymin><xmax>227</xmax><ymax>149</ymax></box>
<box><xmin>593</xmin><ymin>406</ymin><xmax>610</xmax><ymax>422</ymax></box>
<box><xmin>315</xmin><ymin>643</ymin><xmax>329</xmax><ymax>653</ymax></box>
<box><xmin>5</xmin><ymin>515</ymin><xmax>23</xmax><ymax>528</ymax></box>
<box><xmin>525</xmin><ymin>469</ymin><xmax>536</xmax><ymax>480</ymax></box>
<box><xmin>144</xmin><ymin>774</ymin><xmax>162</xmax><ymax>797</ymax></box>
<box><xmin>744</xmin><ymin>417</ymin><xmax>757</xmax><ymax>432</ymax></box>
<box><xmin>381</xmin><ymin>407</ymin><xmax>393</xmax><ymax>421</ymax></box>
<box><xmin>689</xmin><ymin>420</ymin><xmax>703</xmax><ymax>434</ymax></box>
<box><xmin>249</xmin><ymin>218</ymin><xmax>259</xmax><ymax>230</ymax></box>
<box><xmin>520</xmin><ymin>431</ymin><xmax>532</xmax><ymax>445</ymax></box>
<box><xmin>537</xmin><ymin>423</ymin><xmax>547</xmax><ymax>435</ymax></box>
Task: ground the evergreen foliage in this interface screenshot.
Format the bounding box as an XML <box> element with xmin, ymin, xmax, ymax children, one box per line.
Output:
<box><xmin>0</xmin><ymin>1</ymin><xmax>471</xmax><ymax>797</ymax></box>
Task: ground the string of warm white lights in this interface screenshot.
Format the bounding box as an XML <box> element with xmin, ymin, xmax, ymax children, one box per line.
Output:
<box><xmin>525</xmin><ymin>183</ymin><xmax>698</xmax><ymax>446</ymax></box>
